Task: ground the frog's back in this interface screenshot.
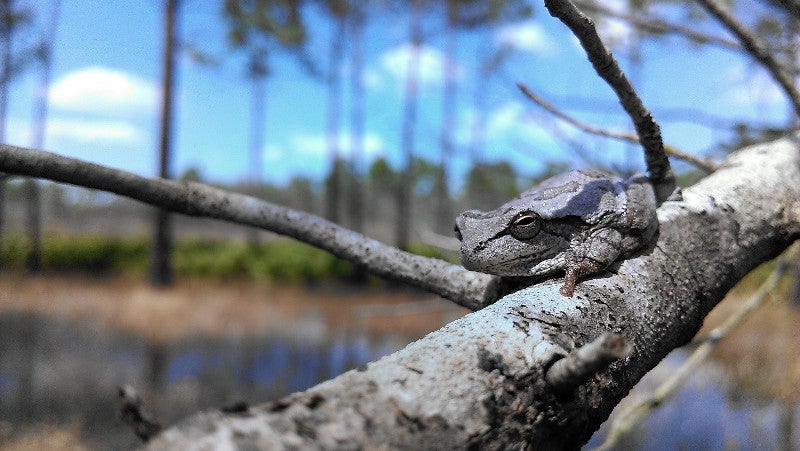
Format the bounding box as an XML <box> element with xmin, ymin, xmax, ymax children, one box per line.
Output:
<box><xmin>516</xmin><ymin>169</ymin><xmax>622</xmax><ymax>222</ymax></box>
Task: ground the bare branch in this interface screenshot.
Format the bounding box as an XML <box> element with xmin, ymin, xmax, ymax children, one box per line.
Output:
<box><xmin>575</xmin><ymin>0</ymin><xmax>742</xmax><ymax>50</ymax></box>
<box><xmin>596</xmin><ymin>244</ymin><xmax>798</xmax><ymax>450</ymax></box>
<box><xmin>545</xmin><ymin>333</ymin><xmax>632</xmax><ymax>395</ymax></box>
<box><xmin>517</xmin><ymin>83</ymin><xmax>721</xmax><ymax>173</ymax></box>
<box><xmin>544</xmin><ymin>0</ymin><xmax>676</xmax><ymax>204</ymax></box>
<box><xmin>0</xmin><ymin>144</ymin><xmax>499</xmax><ymax>310</ymax></box>
<box><xmin>695</xmin><ymin>0</ymin><xmax>800</xmax><ymax>117</ymax></box>
<box><xmin>118</xmin><ymin>385</ymin><xmax>162</xmax><ymax>442</ymax></box>
<box><xmin>771</xmin><ymin>0</ymin><xmax>800</xmax><ymax>19</ymax></box>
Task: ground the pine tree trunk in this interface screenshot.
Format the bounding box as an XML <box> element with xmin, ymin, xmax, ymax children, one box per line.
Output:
<box><xmin>436</xmin><ymin>5</ymin><xmax>457</xmax><ymax>235</ymax></box>
<box><xmin>149</xmin><ymin>0</ymin><xmax>177</xmax><ymax>287</ymax></box>
<box><xmin>347</xmin><ymin>7</ymin><xmax>367</xmax><ymax>281</ymax></box>
<box><xmin>246</xmin><ymin>73</ymin><xmax>266</xmax><ymax>244</ymax></box>
<box><xmin>0</xmin><ymin>0</ymin><xmax>14</xmax><ymax>270</ymax></box>
<box><xmin>396</xmin><ymin>0</ymin><xmax>422</xmax><ymax>251</ymax></box>
<box><xmin>324</xmin><ymin>15</ymin><xmax>346</xmax><ymax>223</ymax></box>
<box><xmin>348</xmin><ymin>7</ymin><xmax>365</xmax><ymax>236</ymax></box>
<box><xmin>25</xmin><ymin>0</ymin><xmax>60</xmax><ymax>273</ymax></box>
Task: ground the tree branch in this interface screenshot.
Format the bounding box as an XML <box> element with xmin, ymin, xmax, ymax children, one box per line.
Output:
<box><xmin>0</xmin><ymin>144</ymin><xmax>499</xmax><ymax>310</ymax></box>
<box><xmin>545</xmin><ymin>333</ymin><xmax>632</xmax><ymax>395</ymax></box>
<box><xmin>695</xmin><ymin>0</ymin><xmax>800</xmax><ymax>117</ymax></box>
<box><xmin>596</xmin><ymin>244</ymin><xmax>798</xmax><ymax>450</ymax></box>
<box><xmin>142</xmin><ymin>136</ymin><xmax>799</xmax><ymax>449</ymax></box>
<box><xmin>118</xmin><ymin>385</ymin><xmax>162</xmax><ymax>442</ymax></box>
<box><xmin>544</xmin><ymin>0</ymin><xmax>676</xmax><ymax>203</ymax></box>
<box><xmin>517</xmin><ymin>82</ymin><xmax>721</xmax><ymax>173</ymax></box>
<box><xmin>574</xmin><ymin>0</ymin><xmax>742</xmax><ymax>51</ymax></box>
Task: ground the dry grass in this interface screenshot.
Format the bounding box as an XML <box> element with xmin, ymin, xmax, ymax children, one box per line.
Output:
<box><xmin>0</xmin><ymin>273</ymin><xmax>468</xmax><ymax>342</ymax></box>
<box><xmin>0</xmin><ymin>424</ymin><xmax>87</xmax><ymax>451</ymax></box>
<box><xmin>697</xmin><ymin>273</ymin><xmax>800</xmax><ymax>403</ymax></box>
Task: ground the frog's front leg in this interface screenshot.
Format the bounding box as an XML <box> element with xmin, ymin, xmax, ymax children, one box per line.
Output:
<box><xmin>560</xmin><ymin>227</ymin><xmax>624</xmax><ymax>297</ymax></box>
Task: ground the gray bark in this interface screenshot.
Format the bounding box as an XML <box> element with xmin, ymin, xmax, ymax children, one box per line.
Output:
<box><xmin>144</xmin><ymin>137</ymin><xmax>800</xmax><ymax>449</ymax></box>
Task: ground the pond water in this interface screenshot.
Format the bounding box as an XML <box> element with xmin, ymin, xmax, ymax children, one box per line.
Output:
<box><xmin>0</xmin><ymin>282</ymin><xmax>797</xmax><ymax>450</ymax></box>
<box><xmin>0</xmin><ymin>311</ymin><xmax>414</xmax><ymax>449</ymax></box>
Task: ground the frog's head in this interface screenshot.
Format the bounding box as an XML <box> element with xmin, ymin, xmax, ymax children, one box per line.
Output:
<box><xmin>453</xmin><ymin>170</ymin><xmax>621</xmax><ymax>277</ymax></box>
<box><xmin>454</xmin><ymin>205</ymin><xmax>570</xmax><ymax>277</ymax></box>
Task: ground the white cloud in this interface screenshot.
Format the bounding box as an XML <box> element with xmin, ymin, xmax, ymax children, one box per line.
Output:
<box><xmin>47</xmin><ymin>117</ymin><xmax>146</xmax><ymax>144</ymax></box>
<box><xmin>289</xmin><ymin>131</ymin><xmax>386</xmax><ymax>160</ymax></box>
<box><xmin>721</xmin><ymin>64</ymin><xmax>785</xmax><ymax>109</ymax></box>
<box><xmin>590</xmin><ymin>0</ymin><xmax>636</xmax><ymax>48</ymax></box>
<box><xmin>379</xmin><ymin>43</ymin><xmax>461</xmax><ymax>89</ymax></box>
<box><xmin>596</xmin><ymin>18</ymin><xmax>635</xmax><ymax>48</ymax></box>
<box><xmin>362</xmin><ymin>67</ymin><xmax>385</xmax><ymax>90</ymax></box>
<box><xmin>486</xmin><ymin>101</ymin><xmax>552</xmax><ymax>143</ymax></box>
<box><xmin>50</xmin><ymin>66</ymin><xmax>158</xmax><ymax>117</ymax></box>
<box><xmin>494</xmin><ymin>21</ymin><xmax>556</xmax><ymax>56</ymax></box>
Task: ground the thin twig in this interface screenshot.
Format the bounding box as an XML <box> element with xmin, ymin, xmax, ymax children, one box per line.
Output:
<box><xmin>118</xmin><ymin>385</ymin><xmax>162</xmax><ymax>442</ymax></box>
<box><xmin>517</xmin><ymin>83</ymin><xmax>720</xmax><ymax>173</ymax></box>
<box><xmin>772</xmin><ymin>0</ymin><xmax>800</xmax><ymax>20</ymax></box>
<box><xmin>695</xmin><ymin>0</ymin><xmax>800</xmax><ymax>117</ymax></box>
<box><xmin>575</xmin><ymin>0</ymin><xmax>741</xmax><ymax>50</ymax></box>
<box><xmin>595</xmin><ymin>245</ymin><xmax>798</xmax><ymax>450</ymax></box>
<box><xmin>0</xmin><ymin>144</ymin><xmax>499</xmax><ymax>310</ymax></box>
<box><xmin>544</xmin><ymin>0</ymin><xmax>676</xmax><ymax>204</ymax></box>
<box><xmin>545</xmin><ymin>333</ymin><xmax>633</xmax><ymax>395</ymax></box>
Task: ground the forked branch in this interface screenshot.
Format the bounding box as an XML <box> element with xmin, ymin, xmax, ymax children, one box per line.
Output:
<box><xmin>574</xmin><ymin>0</ymin><xmax>741</xmax><ymax>51</ymax></box>
<box><xmin>695</xmin><ymin>0</ymin><xmax>800</xmax><ymax>117</ymax></box>
<box><xmin>516</xmin><ymin>83</ymin><xmax>720</xmax><ymax>173</ymax></box>
<box><xmin>544</xmin><ymin>0</ymin><xmax>676</xmax><ymax>203</ymax></box>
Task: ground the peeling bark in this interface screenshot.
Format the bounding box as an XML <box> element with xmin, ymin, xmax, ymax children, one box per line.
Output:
<box><xmin>145</xmin><ymin>137</ymin><xmax>800</xmax><ymax>449</ymax></box>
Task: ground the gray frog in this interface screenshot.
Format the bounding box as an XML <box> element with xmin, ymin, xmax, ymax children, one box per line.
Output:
<box><xmin>454</xmin><ymin>170</ymin><xmax>658</xmax><ymax>297</ymax></box>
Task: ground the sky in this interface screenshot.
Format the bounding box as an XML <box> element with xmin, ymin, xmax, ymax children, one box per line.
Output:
<box><xmin>3</xmin><ymin>0</ymin><xmax>792</xmax><ymax>189</ymax></box>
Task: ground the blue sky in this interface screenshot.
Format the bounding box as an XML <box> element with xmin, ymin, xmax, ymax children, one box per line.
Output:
<box><xmin>3</xmin><ymin>0</ymin><xmax>791</xmax><ymax>189</ymax></box>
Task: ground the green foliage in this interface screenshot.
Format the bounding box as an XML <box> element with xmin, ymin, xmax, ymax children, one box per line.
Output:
<box><xmin>0</xmin><ymin>234</ymin><xmax>356</xmax><ymax>281</ymax></box>
<box><xmin>174</xmin><ymin>238</ymin><xmax>351</xmax><ymax>281</ymax></box>
<box><xmin>463</xmin><ymin>161</ymin><xmax>519</xmax><ymax>211</ymax></box>
<box><xmin>0</xmin><ymin>233</ymin><xmax>456</xmax><ymax>281</ymax></box>
<box><xmin>1</xmin><ymin>233</ymin><xmax>148</xmax><ymax>274</ymax></box>
<box><xmin>405</xmin><ymin>242</ymin><xmax>457</xmax><ymax>263</ymax></box>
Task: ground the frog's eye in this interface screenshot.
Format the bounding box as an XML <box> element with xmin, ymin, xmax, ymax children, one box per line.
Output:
<box><xmin>509</xmin><ymin>211</ymin><xmax>541</xmax><ymax>240</ymax></box>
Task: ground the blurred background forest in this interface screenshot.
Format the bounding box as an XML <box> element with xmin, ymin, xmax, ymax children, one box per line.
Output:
<box><xmin>0</xmin><ymin>0</ymin><xmax>799</xmax><ymax>449</ymax></box>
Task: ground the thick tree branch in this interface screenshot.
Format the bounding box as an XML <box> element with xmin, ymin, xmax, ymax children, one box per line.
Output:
<box><xmin>517</xmin><ymin>82</ymin><xmax>721</xmax><ymax>173</ymax></box>
<box><xmin>544</xmin><ymin>0</ymin><xmax>676</xmax><ymax>203</ymax></box>
<box><xmin>144</xmin><ymin>136</ymin><xmax>800</xmax><ymax>449</ymax></box>
<box><xmin>0</xmin><ymin>144</ymin><xmax>499</xmax><ymax>310</ymax></box>
<box><xmin>695</xmin><ymin>0</ymin><xmax>800</xmax><ymax>117</ymax></box>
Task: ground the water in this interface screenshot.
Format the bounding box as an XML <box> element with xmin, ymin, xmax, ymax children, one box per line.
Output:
<box><xmin>586</xmin><ymin>351</ymin><xmax>799</xmax><ymax>450</ymax></box>
<box><xmin>0</xmin><ymin>311</ymin><xmax>407</xmax><ymax>449</ymax></box>
<box><xmin>0</xmin><ymin>311</ymin><xmax>797</xmax><ymax>449</ymax></box>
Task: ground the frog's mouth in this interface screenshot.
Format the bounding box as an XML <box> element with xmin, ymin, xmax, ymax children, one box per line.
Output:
<box><xmin>460</xmin><ymin>252</ymin><xmax>549</xmax><ymax>277</ymax></box>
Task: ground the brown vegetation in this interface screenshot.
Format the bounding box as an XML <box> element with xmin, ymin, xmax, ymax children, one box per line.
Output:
<box><xmin>698</xmin><ymin>266</ymin><xmax>800</xmax><ymax>403</ymax></box>
<box><xmin>0</xmin><ymin>273</ymin><xmax>467</xmax><ymax>342</ymax></box>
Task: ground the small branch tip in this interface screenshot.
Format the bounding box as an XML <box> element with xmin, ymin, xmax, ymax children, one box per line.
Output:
<box><xmin>118</xmin><ymin>384</ymin><xmax>162</xmax><ymax>442</ymax></box>
<box><xmin>545</xmin><ymin>333</ymin><xmax>632</xmax><ymax>394</ymax></box>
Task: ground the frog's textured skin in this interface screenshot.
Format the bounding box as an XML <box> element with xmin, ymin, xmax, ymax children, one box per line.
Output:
<box><xmin>454</xmin><ymin>170</ymin><xmax>658</xmax><ymax>297</ymax></box>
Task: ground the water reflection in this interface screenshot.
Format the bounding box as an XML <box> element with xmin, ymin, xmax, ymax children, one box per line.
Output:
<box><xmin>587</xmin><ymin>351</ymin><xmax>799</xmax><ymax>450</ymax></box>
<box><xmin>0</xmin><ymin>311</ymin><xmax>404</xmax><ymax>449</ymax></box>
<box><xmin>1</xmin><ymin>310</ymin><xmax>797</xmax><ymax>450</ymax></box>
